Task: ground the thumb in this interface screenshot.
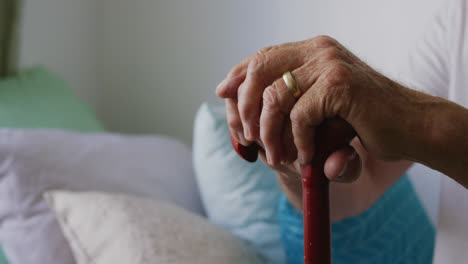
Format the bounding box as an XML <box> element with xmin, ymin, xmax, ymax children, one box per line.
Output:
<box><xmin>324</xmin><ymin>146</ymin><xmax>361</xmax><ymax>182</ymax></box>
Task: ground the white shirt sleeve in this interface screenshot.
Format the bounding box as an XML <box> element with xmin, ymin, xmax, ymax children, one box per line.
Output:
<box><xmin>398</xmin><ymin>1</ymin><xmax>454</xmax><ymax>99</ymax></box>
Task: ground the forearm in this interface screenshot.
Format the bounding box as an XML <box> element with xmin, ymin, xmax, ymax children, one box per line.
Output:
<box><xmin>405</xmin><ymin>91</ymin><xmax>468</xmax><ymax>187</ymax></box>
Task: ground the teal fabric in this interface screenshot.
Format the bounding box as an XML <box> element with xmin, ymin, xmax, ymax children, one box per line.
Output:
<box><xmin>278</xmin><ymin>174</ymin><xmax>435</xmax><ymax>264</ymax></box>
<box><xmin>0</xmin><ymin>66</ymin><xmax>105</xmax><ymax>131</ymax></box>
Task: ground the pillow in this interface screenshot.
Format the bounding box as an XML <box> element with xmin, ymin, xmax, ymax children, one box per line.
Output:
<box><xmin>0</xmin><ymin>66</ymin><xmax>104</xmax><ymax>264</ymax></box>
<box><xmin>193</xmin><ymin>103</ymin><xmax>284</xmax><ymax>263</ymax></box>
<box><xmin>0</xmin><ymin>66</ymin><xmax>104</xmax><ymax>131</ymax></box>
<box><xmin>0</xmin><ymin>129</ymin><xmax>204</xmax><ymax>264</ymax></box>
<box><xmin>0</xmin><ymin>248</ymin><xmax>6</xmax><ymax>264</ymax></box>
<box><xmin>44</xmin><ymin>190</ymin><xmax>266</xmax><ymax>264</ymax></box>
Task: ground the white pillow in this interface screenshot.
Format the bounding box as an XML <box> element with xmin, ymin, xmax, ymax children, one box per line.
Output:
<box><xmin>0</xmin><ymin>129</ymin><xmax>204</xmax><ymax>264</ymax></box>
<box><xmin>193</xmin><ymin>104</ymin><xmax>284</xmax><ymax>263</ymax></box>
<box><xmin>44</xmin><ymin>190</ymin><xmax>266</xmax><ymax>264</ymax></box>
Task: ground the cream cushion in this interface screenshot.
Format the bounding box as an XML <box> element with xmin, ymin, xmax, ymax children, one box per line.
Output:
<box><xmin>44</xmin><ymin>190</ymin><xmax>266</xmax><ymax>264</ymax></box>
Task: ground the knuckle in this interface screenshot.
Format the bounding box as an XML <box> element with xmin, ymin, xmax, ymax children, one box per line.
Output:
<box><xmin>312</xmin><ymin>35</ymin><xmax>338</xmax><ymax>48</ymax></box>
<box><xmin>320</xmin><ymin>47</ymin><xmax>341</xmax><ymax>62</ymax></box>
<box><xmin>227</xmin><ymin>115</ymin><xmax>242</xmax><ymax>130</ymax></box>
<box><xmin>258</xmin><ymin>46</ymin><xmax>274</xmax><ymax>55</ymax></box>
<box><xmin>289</xmin><ymin>108</ymin><xmax>304</xmax><ymax>127</ymax></box>
<box><xmin>252</xmin><ymin>47</ymin><xmax>272</xmax><ymax>69</ymax></box>
<box><xmin>252</xmin><ymin>45</ymin><xmax>277</xmax><ymax>73</ymax></box>
<box><xmin>228</xmin><ymin>64</ymin><xmax>244</xmax><ymax>78</ymax></box>
<box><xmin>323</xmin><ymin>62</ymin><xmax>352</xmax><ymax>87</ymax></box>
<box><xmin>248</xmin><ymin>56</ymin><xmax>263</xmax><ymax>74</ymax></box>
<box><xmin>320</xmin><ymin>63</ymin><xmax>354</xmax><ymax>116</ymax></box>
<box><xmin>262</xmin><ymin>85</ymin><xmax>281</xmax><ymax>111</ymax></box>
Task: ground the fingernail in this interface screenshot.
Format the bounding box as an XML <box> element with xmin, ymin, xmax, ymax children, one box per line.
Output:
<box><xmin>266</xmin><ymin>152</ymin><xmax>272</xmax><ymax>165</ymax></box>
<box><xmin>236</xmin><ymin>132</ymin><xmax>246</xmax><ymax>146</ymax></box>
<box><xmin>297</xmin><ymin>152</ymin><xmax>305</xmax><ymax>165</ymax></box>
<box><xmin>270</xmin><ymin>154</ymin><xmax>278</xmax><ymax>166</ymax></box>
<box><xmin>244</xmin><ymin>127</ymin><xmax>252</xmax><ymax>141</ymax></box>
<box><xmin>337</xmin><ymin>151</ymin><xmax>357</xmax><ymax>179</ymax></box>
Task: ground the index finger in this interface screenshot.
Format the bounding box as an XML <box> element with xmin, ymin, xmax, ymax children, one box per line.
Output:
<box><xmin>216</xmin><ymin>57</ymin><xmax>250</xmax><ymax>98</ymax></box>
<box><xmin>216</xmin><ymin>41</ymin><xmax>307</xmax><ymax>99</ymax></box>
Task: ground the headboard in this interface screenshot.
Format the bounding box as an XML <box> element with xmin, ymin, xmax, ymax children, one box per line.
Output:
<box><xmin>0</xmin><ymin>0</ymin><xmax>21</xmax><ymax>78</ymax></box>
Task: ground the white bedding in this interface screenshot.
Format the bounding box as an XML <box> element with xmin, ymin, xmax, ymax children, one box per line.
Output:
<box><xmin>0</xmin><ymin>129</ymin><xmax>204</xmax><ymax>264</ymax></box>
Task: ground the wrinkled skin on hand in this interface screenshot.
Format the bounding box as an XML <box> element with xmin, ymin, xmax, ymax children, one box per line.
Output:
<box><xmin>217</xmin><ymin>36</ymin><xmax>422</xmax><ymax>178</ymax></box>
<box><xmin>219</xmin><ymin>35</ymin><xmax>416</xmax><ymax>219</ymax></box>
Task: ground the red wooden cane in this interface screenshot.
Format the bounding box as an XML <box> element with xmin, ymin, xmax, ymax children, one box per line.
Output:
<box><xmin>300</xmin><ymin>147</ymin><xmax>331</xmax><ymax>264</ymax></box>
<box><xmin>230</xmin><ymin>135</ymin><xmax>331</xmax><ymax>264</ymax></box>
<box><xmin>230</xmin><ymin>119</ymin><xmax>353</xmax><ymax>264</ymax></box>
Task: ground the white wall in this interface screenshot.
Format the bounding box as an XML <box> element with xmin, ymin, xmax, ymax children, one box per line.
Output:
<box><xmin>19</xmin><ymin>0</ymin><xmax>444</xmax><ymax>135</ymax></box>
<box><xmin>97</xmin><ymin>0</ymin><xmax>444</xmax><ymax>145</ymax></box>
<box><xmin>19</xmin><ymin>0</ymin><xmax>100</xmax><ymax>107</ymax></box>
<box><xmin>20</xmin><ymin>0</ymin><xmax>442</xmax><ymax>146</ymax></box>
<box><xmin>97</xmin><ymin>0</ymin><xmax>282</xmax><ymax>141</ymax></box>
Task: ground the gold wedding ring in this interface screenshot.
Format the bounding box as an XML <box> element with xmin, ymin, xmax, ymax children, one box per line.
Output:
<box><xmin>282</xmin><ymin>71</ymin><xmax>302</xmax><ymax>99</ymax></box>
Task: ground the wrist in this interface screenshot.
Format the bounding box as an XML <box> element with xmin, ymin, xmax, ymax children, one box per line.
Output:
<box><xmin>397</xmin><ymin>87</ymin><xmax>437</xmax><ymax>161</ymax></box>
<box><xmin>405</xmin><ymin>90</ymin><xmax>468</xmax><ymax>184</ymax></box>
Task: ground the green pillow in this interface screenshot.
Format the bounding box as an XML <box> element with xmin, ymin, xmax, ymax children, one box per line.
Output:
<box><xmin>0</xmin><ymin>66</ymin><xmax>105</xmax><ymax>131</ymax></box>
<box><xmin>0</xmin><ymin>247</ymin><xmax>7</xmax><ymax>264</ymax></box>
<box><xmin>0</xmin><ymin>66</ymin><xmax>105</xmax><ymax>263</ymax></box>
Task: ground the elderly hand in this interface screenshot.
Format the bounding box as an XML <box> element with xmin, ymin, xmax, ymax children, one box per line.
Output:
<box><xmin>216</xmin><ymin>35</ymin><xmax>425</xmax><ymax>182</ymax></box>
